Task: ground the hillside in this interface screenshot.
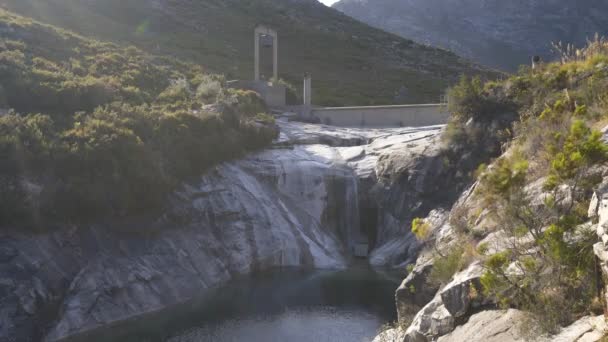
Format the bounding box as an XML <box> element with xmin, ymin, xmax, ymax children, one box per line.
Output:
<box><xmin>334</xmin><ymin>0</ymin><xmax>608</xmax><ymax>72</ymax></box>
<box><xmin>0</xmin><ymin>0</ymin><xmax>495</xmax><ymax>106</ymax></box>
<box><xmin>0</xmin><ymin>8</ymin><xmax>277</xmax><ymax>226</ymax></box>
<box><xmin>378</xmin><ymin>36</ymin><xmax>608</xmax><ymax>341</ymax></box>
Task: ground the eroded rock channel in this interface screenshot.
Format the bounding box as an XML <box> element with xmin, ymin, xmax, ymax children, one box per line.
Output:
<box><xmin>0</xmin><ymin>118</ymin><xmax>450</xmax><ymax>341</ymax></box>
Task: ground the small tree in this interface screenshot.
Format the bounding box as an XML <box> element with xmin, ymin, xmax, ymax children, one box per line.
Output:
<box><xmin>478</xmin><ymin>118</ymin><xmax>608</xmax><ymax>334</ymax></box>
<box><xmin>411</xmin><ymin>217</ymin><xmax>431</xmax><ymax>241</ymax></box>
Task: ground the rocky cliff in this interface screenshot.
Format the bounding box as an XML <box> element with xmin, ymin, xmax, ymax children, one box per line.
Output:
<box><xmin>375</xmin><ymin>180</ymin><xmax>608</xmax><ymax>342</ymax></box>
<box><xmin>333</xmin><ymin>0</ymin><xmax>608</xmax><ymax>71</ymax></box>
<box><xmin>0</xmin><ymin>118</ymin><xmax>453</xmax><ymax>341</ymax></box>
<box><xmin>375</xmin><ymin>131</ymin><xmax>608</xmax><ymax>342</ymax></box>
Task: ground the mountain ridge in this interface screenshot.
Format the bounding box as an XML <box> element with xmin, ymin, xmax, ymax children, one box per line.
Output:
<box><xmin>0</xmin><ymin>0</ymin><xmax>496</xmax><ymax>106</ymax></box>
<box><xmin>333</xmin><ymin>0</ymin><xmax>608</xmax><ymax>71</ymax></box>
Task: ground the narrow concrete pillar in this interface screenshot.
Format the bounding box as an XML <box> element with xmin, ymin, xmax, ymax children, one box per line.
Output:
<box><xmin>272</xmin><ymin>35</ymin><xmax>278</xmax><ymax>81</ymax></box>
<box><xmin>254</xmin><ymin>32</ymin><xmax>260</xmax><ymax>81</ymax></box>
<box><xmin>303</xmin><ymin>73</ymin><xmax>312</xmax><ymax>106</ymax></box>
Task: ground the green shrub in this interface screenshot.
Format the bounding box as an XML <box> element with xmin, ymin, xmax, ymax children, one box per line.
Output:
<box><xmin>196</xmin><ymin>74</ymin><xmax>224</xmax><ymax>103</ymax></box>
<box><xmin>444</xmin><ymin>38</ymin><xmax>608</xmax><ymax>335</ymax></box>
<box><xmin>56</xmin><ymin>117</ymin><xmax>163</xmax><ymax>218</ymax></box>
<box><xmin>156</xmin><ymin>79</ymin><xmax>191</xmax><ymax>104</ymax></box>
<box><xmin>476</xmin><ymin>242</ymin><xmax>489</xmax><ymax>255</ymax></box>
<box><xmin>544</xmin><ymin>120</ymin><xmax>608</xmax><ymax>191</ymax></box>
<box><xmin>477</xmin><ymin>152</ymin><xmax>528</xmax><ymax>200</ymax></box>
<box><xmin>253</xmin><ymin>112</ymin><xmax>276</xmax><ymax>125</ymax></box>
<box><xmin>0</xmin><ymin>13</ymin><xmax>278</xmax><ymax>227</ymax></box>
<box><xmin>448</xmin><ymin>76</ymin><xmax>484</xmax><ymax>122</ymax></box>
<box><xmin>0</xmin><ymin>113</ymin><xmax>55</xmax><ymax>175</ymax></box>
<box><xmin>158</xmin><ymin>111</ymin><xmax>233</xmax><ymax>179</ymax></box>
<box><xmin>224</xmin><ymin>89</ymin><xmax>268</xmax><ymax>118</ymax></box>
<box><xmin>439</xmin><ymin>75</ymin><xmax>516</xmax><ymax>200</ymax></box>
<box><xmin>429</xmin><ymin>245</ymin><xmax>469</xmax><ymax>285</ymax></box>
<box><xmin>447</xmin><ymin>76</ymin><xmax>509</xmax><ymax>123</ymax></box>
<box><xmin>411</xmin><ymin>217</ymin><xmax>431</xmax><ymax>241</ymax></box>
<box><xmin>0</xmin><ymin>113</ymin><xmax>56</xmax><ymax>224</ymax></box>
<box><xmin>477</xmin><ymin>121</ymin><xmax>605</xmax><ymax>334</ymax></box>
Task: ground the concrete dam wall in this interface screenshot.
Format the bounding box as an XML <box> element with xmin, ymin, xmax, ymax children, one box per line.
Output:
<box><xmin>312</xmin><ymin>104</ymin><xmax>449</xmax><ymax>128</ymax></box>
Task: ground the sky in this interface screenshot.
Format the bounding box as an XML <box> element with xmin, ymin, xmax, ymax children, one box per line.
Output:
<box><xmin>319</xmin><ymin>0</ymin><xmax>339</xmax><ymax>6</ymax></box>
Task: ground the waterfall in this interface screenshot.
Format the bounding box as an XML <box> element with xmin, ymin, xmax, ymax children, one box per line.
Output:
<box><xmin>2</xmin><ymin>119</ymin><xmax>444</xmax><ymax>342</ymax></box>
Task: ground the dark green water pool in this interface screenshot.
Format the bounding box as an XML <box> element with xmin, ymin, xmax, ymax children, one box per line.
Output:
<box><xmin>81</xmin><ymin>266</ymin><xmax>403</xmax><ymax>342</ymax></box>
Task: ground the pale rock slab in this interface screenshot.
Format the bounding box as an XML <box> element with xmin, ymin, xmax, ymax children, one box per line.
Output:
<box><xmin>437</xmin><ymin>309</ymin><xmax>525</xmax><ymax>342</ymax></box>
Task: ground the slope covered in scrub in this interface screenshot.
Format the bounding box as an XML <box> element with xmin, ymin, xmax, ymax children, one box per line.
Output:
<box><xmin>414</xmin><ymin>36</ymin><xmax>608</xmax><ymax>336</ymax></box>
<box><xmin>1</xmin><ymin>0</ymin><xmax>497</xmax><ymax>106</ymax></box>
<box><xmin>0</xmin><ymin>9</ymin><xmax>277</xmax><ymax>227</ymax></box>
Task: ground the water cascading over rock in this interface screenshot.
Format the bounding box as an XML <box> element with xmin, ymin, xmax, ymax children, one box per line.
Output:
<box><xmin>0</xmin><ymin>118</ymin><xmax>445</xmax><ymax>342</ymax></box>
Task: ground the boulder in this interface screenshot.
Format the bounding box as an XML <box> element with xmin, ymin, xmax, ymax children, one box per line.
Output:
<box><xmin>403</xmin><ymin>293</ymin><xmax>454</xmax><ymax>342</ymax></box>
<box><xmin>399</xmin><ymin>262</ymin><xmax>489</xmax><ymax>341</ymax></box>
<box><xmin>437</xmin><ymin>310</ymin><xmax>607</xmax><ymax>342</ymax></box>
<box><xmin>439</xmin><ymin>262</ymin><xmax>485</xmax><ymax>318</ymax></box>
<box><xmin>437</xmin><ymin>309</ymin><xmax>525</xmax><ymax>342</ymax></box>
<box><xmin>395</xmin><ymin>261</ymin><xmax>438</xmax><ymax>323</ymax></box>
<box><xmin>550</xmin><ymin>315</ymin><xmax>607</xmax><ymax>342</ymax></box>
<box><xmin>394</xmin><ymin>210</ymin><xmax>450</xmax><ymax>323</ymax></box>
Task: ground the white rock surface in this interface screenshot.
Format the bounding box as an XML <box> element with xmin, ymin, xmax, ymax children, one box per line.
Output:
<box><xmin>437</xmin><ymin>309</ymin><xmax>525</xmax><ymax>342</ymax></box>
<box><xmin>395</xmin><ymin>262</ymin><xmax>486</xmax><ymax>342</ymax></box>
<box><xmin>380</xmin><ymin>310</ymin><xmax>608</xmax><ymax>342</ymax></box>
<box><xmin>403</xmin><ymin>293</ymin><xmax>454</xmax><ymax>342</ymax></box>
<box><xmin>439</xmin><ymin>262</ymin><xmax>484</xmax><ymax>318</ymax></box>
<box><xmin>550</xmin><ymin>315</ymin><xmax>607</xmax><ymax>342</ymax></box>
<box><xmin>373</xmin><ymin>328</ymin><xmax>406</xmax><ymax>342</ymax></box>
<box><xmin>1</xmin><ymin>119</ymin><xmax>446</xmax><ymax>342</ymax></box>
<box><xmin>437</xmin><ymin>309</ymin><xmax>608</xmax><ymax>342</ymax></box>
<box><xmin>379</xmin><ymin>129</ymin><xmax>608</xmax><ymax>342</ymax></box>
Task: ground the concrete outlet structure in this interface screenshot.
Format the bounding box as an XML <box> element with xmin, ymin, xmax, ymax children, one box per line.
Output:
<box><xmin>229</xmin><ymin>26</ymin><xmax>285</xmax><ymax>107</ymax></box>
<box><xmin>303</xmin><ymin>73</ymin><xmax>312</xmax><ymax>107</ymax></box>
<box><xmin>227</xmin><ymin>80</ymin><xmax>286</xmax><ymax>107</ymax></box>
<box><xmin>312</xmin><ymin>104</ymin><xmax>449</xmax><ymax>128</ymax></box>
<box><xmin>233</xmin><ymin>26</ymin><xmax>451</xmax><ymax>127</ymax></box>
<box><xmin>254</xmin><ymin>25</ymin><xmax>278</xmax><ymax>81</ymax></box>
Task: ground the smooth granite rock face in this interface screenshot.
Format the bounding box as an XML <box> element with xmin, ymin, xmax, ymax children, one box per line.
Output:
<box><xmin>376</xmin><ymin>128</ymin><xmax>608</xmax><ymax>342</ymax></box>
<box><xmin>0</xmin><ymin>119</ymin><xmax>446</xmax><ymax>342</ymax></box>
<box><xmin>394</xmin><ymin>209</ymin><xmax>448</xmax><ymax>324</ymax></box>
<box><xmin>378</xmin><ymin>311</ymin><xmax>608</xmax><ymax>342</ymax></box>
<box><xmin>393</xmin><ymin>262</ymin><xmax>486</xmax><ymax>342</ymax></box>
<box><xmin>438</xmin><ymin>310</ymin><xmax>608</xmax><ymax>342</ymax></box>
<box><xmin>549</xmin><ymin>315</ymin><xmax>608</xmax><ymax>342</ymax></box>
<box><xmin>395</xmin><ymin>261</ymin><xmax>436</xmax><ymax>324</ymax></box>
<box><xmin>439</xmin><ymin>262</ymin><xmax>484</xmax><ymax>319</ymax></box>
<box><xmin>437</xmin><ymin>309</ymin><xmax>526</xmax><ymax>342</ymax></box>
<box><xmin>403</xmin><ymin>294</ymin><xmax>454</xmax><ymax>342</ymax></box>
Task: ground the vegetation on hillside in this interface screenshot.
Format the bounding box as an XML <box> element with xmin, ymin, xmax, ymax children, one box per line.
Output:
<box><xmin>0</xmin><ymin>9</ymin><xmax>277</xmax><ymax>228</ymax></box>
<box><xmin>0</xmin><ymin>0</ymin><xmax>496</xmax><ymax>106</ymax></box>
<box><xmin>438</xmin><ymin>36</ymin><xmax>608</xmax><ymax>334</ymax></box>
